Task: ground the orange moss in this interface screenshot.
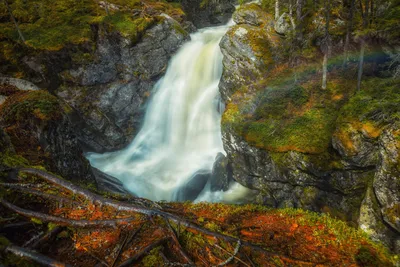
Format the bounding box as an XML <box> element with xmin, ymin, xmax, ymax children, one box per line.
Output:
<box><xmin>333</xmin><ymin>128</ymin><xmax>357</xmax><ymax>155</ymax></box>
<box><xmin>361</xmin><ymin>122</ymin><xmax>382</xmax><ymax>139</ymax></box>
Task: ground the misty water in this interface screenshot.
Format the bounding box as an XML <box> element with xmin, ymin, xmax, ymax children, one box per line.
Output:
<box><xmin>87</xmin><ymin>22</ymin><xmax>252</xmax><ymax>203</ymax></box>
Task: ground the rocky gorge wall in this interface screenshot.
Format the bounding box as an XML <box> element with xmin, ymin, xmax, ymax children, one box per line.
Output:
<box><xmin>0</xmin><ymin>0</ymin><xmax>236</xmax><ymax>194</ymax></box>
<box><xmin>218</xmin><ymin>3</ymin><xmax>400</xmax><ymax>252</ymax></box>
<box><xmin>0</xmin><ymin>0</ymin><xmax>398</xmax><ymax>254</ymax></box>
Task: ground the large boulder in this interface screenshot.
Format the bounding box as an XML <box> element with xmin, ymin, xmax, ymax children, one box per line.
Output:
<box><xmin>219</xmin><ymin>3</ymin><xmax>280</xmax><ymax>101</ymax></box>
<box><xmin>174</xmin><ymin>171</ymin><xmax>211</xmax><ymax>201</ymax></box>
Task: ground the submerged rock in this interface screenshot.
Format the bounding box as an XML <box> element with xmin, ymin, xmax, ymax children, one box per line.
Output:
<box><xmin>91</xmin><ymin>167</ymin><xmax>131</xmax><ymax>197</ymax></box>
<box><xmin>210</xmin><ymin>153</ymin><xmax>231</xmax><ymax>192</ymax></box>
<box><xmin>175</xmin><ymin>171</ymin><xmax>211</xmax><ymax>201</ymax></box>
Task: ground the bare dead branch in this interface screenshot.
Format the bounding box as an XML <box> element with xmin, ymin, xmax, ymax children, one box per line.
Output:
<box><xmin>5</xmin><ymin>244</ymin><xmax>71</xmax><ymax>267</ymax></box>
<box><xmin>214</xmin><ymin>240</ymin><xmax>249</xmax><ymax>267</ymax></box>
<box><xmin>0</xmin><ymin>199</ymin><xmax>136</xmax><ymax>228</ymax></box>
<box><xmin>0</xmin><ymin>221</ymin><xmax>33</xmax><ymax>230</ymax></box>
<box><xmin>111</xmin><ymin>232</ymin><xmax>129</xmax><ymax>267</ymax></box>
<box><xmin>23</xmin><ymin>231</ymin><xmax>44</xmax><ymax>248</ymax></box>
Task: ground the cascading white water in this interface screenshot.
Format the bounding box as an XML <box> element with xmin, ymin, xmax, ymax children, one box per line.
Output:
<box><xmin>87</xmin><ymin>22</ymin><xmax>252</xmax><ymax>203</ymax></box>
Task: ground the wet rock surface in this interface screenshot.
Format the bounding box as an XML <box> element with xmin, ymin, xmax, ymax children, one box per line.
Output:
<box><xmin>210</xmin><ymin>153</ymin><xmax>232</xmax><ymax>192</ymax></box>
<box><xmin>175</xmin><ymin>171</ymin><xmax>211</xmax><ymax>201</ymax></box>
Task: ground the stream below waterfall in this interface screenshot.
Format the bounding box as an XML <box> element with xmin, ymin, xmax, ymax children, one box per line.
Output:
<box><xmin>87</xmin><ymin>21</ymin><xmax>252</xmax><ymax>203</ymax></box>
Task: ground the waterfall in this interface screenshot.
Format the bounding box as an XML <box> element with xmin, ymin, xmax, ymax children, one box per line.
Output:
<box><xmin>87</xmin><ymin>22</ymin><xmax>252</xmax><ymax>203</ymax></box>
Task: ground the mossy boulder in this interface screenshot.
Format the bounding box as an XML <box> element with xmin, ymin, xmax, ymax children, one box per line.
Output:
<box><xmin>0</xmin><ymin>89</ymin><xmax>95</xmax><ymax>184</ymax></box>
<box><xmin>219</xmin><ymin>2</ymin><xmax>281</xmax><ymax>101</ymax></box>
<box><xmin>233</xmin><ymin>3</ymin><xmax>274</xmax><ymax>27</ymax></box>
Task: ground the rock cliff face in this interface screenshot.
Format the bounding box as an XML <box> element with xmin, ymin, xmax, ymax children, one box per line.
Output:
<box><xmin>55</xmin><ymin>16</ymin><xmax>189</xmax><ymax>152</ymax></box>
<box><xmin>219</xmin><ymin>3</ymin><xmax>400</xmax><ymax>252</ymax></box>
<box><xmin>7</xmin><ymin>16</ymin><xmax>189</xmax><ymax>153</ymax></box>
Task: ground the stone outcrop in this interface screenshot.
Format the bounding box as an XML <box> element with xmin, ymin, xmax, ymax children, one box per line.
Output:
<box><xmin>219</xmin><ymin>3</ymin><xmax>400</xmax><ymax>252</ymax></box>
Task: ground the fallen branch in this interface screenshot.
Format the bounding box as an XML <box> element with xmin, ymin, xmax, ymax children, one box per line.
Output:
<box><xmin>23</xmin><ymin>231</ymin><xmax>44</xmax><ymax>248</ymax></box>
<box><xmin>0</xmin><ymin>221</ymin><xmax>33</xmax><ymax>231</ymax></box>
<box><xmin>5</xmin><ymin>244</ymin><xmax>71</xmax><ymax>267</ymax></box>
<box><xmin>1</xmin><ymin>183</ymin><xmax>80</xmax><ymax>204</ymax></box>
<box><xmin>214</xmin><ymin>240</ymin><xmax>248</xmax><ymax>267</ymax></box>
<box><xmin>164</xmin><ymin>218</ymin><xmax>194</xmax><ymax>266</ymax></box>
<box><xmin>0</xmin><ymin>199</ymin><xmax>136</xmax><ymax>228</ymax></box>
<box><xmin>118</xmin><ymin>237</ymin><xmax>171</xmax><ymax>267</ymax></box>
<box><xmin>16</xmin><ymin>168</ymin><xmax>321</xmax><ymax>265</ymax></box>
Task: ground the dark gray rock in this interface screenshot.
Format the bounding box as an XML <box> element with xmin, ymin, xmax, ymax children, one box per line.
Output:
<box><xmin>0</xmin><ymin>91</ymin><xmax>95</xmax><ymax>185</ymax></box>
<box><xmin>41</xmin><ymin>116</ymin><xmax>96</xmax><ymax>185</ymax></box>
<box><xmin>374</xmin><ymin>124</ymin><xmax>400</xmax><ymax>235</ymax></box>
<box><xmin>180</xmin><ymin>0</ymin><xmax>235</xmax><ymax>28</ymax></box>
<box><xmin>56</xmin><ymin>16</ymin><xmax>190</xmax><ymax>152</ymax></box>
<box><xmin>175</xmin><ymin>171</ymin><xmax>211</xmax><ymax>201</ymax></box>
<box><xmin>91</xmin><ymin>167</ymin><xmax>131</xmax><ymax>197</ymax></box>
<box><xmin>210</xmin><ymin>152</ymin><xmax>231</xmax><ymax>191</ymax></box>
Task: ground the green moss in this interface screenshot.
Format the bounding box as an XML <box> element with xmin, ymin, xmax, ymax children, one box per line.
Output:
<box><xmin>103</xmin><ymin>12</ymin><xmax>156</xmax><ymax>43</ymax></box>
<box><xmin>142</xmin><ymin>247</ymin><xmax>164</xmax><ymax>267</ymax></box>
<box><xmin>356</xmin><ymin>246</ymin><xmax>388</xmax><ymax>267</ymax></box>
<box><xmin>222</xmin><ymin>67</ymin><xmax>358</xmax><ymax>154</ymax></box>
<box><xmin>0</xmin><ymin>90</ymin><xmax>67</xmax><ymax>124</ymax></box>
<box><xmin>0</xmin><ymin>152</ymin><xmax>29</xmax><ymax>168</ymax></box>
<box><xmin>338</xmin><ymin>77</ymin><xmax>400</xmax><ymax>125</ymax></box>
